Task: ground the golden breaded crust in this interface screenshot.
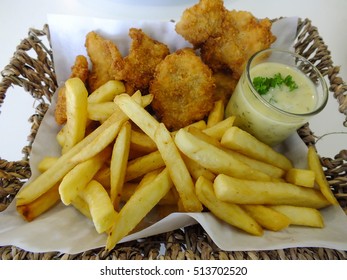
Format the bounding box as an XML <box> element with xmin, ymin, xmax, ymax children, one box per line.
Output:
<box><xmin>150</xmin><ymin>48</ymin><xmax>215</xmax><ymax>130</ymax></box>
<box><xmin>85</xmin><ymin>31</ymin><xmax>123</xmax><ymax>92</ymax></box>
<box><xmin>116</xmin><ymin>28</ymin><xmax>170</xmax><ymax>92</ymax></box>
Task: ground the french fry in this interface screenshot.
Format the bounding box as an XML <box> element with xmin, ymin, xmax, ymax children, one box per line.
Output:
<box><xmin>79</xmin><ymin>180</ymin><xmax>117</xmax><ymax>233</ymax></box>
<box><xmin>87</xmin><ymin>80</ymin><xmax>125</xmax><ymax>103</ymax></box>
<box><xmin>203</xmin><ymin>116</ymin><xmax>235</xmax><ymax>140</ymax></box>
<box><xmin>16</xmin><ymin>105</ymin><xmax>129</xmax><ymax>207</ymax></box>
<box><xmin>115</xmin><ymin>93</ymin><xmax>203</xmax><ymax>212</ymax></box>
<box><xmin>154</xmin><ymin>123</ymin><xmax>203</xmax><ymax>212</ymax></box>
<box><xmin>174</xmin><ymin>128</ymin><xmax>272</xmax><ymax>181</ymax></box>
<box><xmin>188</xmin><ymin>126</ymin><xmax>284</xmax><ymax>179</ymax></box>
<box><xmin>130</xmin><ymin>129</ymin><xmax>157</xmax><ymax>154</ymax></box>
<box><xmin>285</xmin><ymin>168</ymin><xmax>315</xmax><ymax>188</ymax></box>
<box><xmin>241</xmin><ymin>205</ymin><xmax>291</xmax><ymax>232</ymax></box>
<box><xmin>93</xmin><ymin>165</ymin><xmax>111</xmax><ymax>190</ymax></box>
<box><xmin>181</xmin><ymin>153</ymin><xmax>216</xmax><ymax>182</ymax></box>
<box><xmin>59</xmin><ymin>148</ymin><xmax>109</xmax><ymax>205</ymax></box>
<box><xmin>110</xmin><ymin>121</ymin><xmax>131</xmax><ymax>209</ymax></box>
<box><xmin>308</xmin><ymin>146</ymin><xmax>338</xmax><ymax>205</ymax></box>
<box><xmin>114</xmin><ymin>93</ymin><xmax>159</xmax><ymax>139</ymax></box>
<box><xmin>106</xmin><ymin>168</ymin><xmax>173</xmax><ymax>250</ymax></box>
<box><xmin>214</xmin><ymin>174</ymin><xmax>331</xmax><ymax>209</ymax></box>
<box><xmin>221</xmin><ymin>126</ymin><xmax>293</xmax><ymax>170</ymax></box>
<box><xmin>195</xmin><ymin>176</ymin><xmax>263</xmax><ymax>236</ymax></box>
<box><xmin>121</xmin><ymin>181</ymin><xmax>177</xmax><ymax>206</ymax></box>
<box><xmin>56</xmin><ymin>126</ymin><xmax>66</xmax><ymax>148</ymax></box>
<box><xmin>87</xmin><ymin>102</ymin><xmax>118</xmax><ymax>122</ymax></box>
<box><xmin>270</xmin><ymin>205</ymin><xmax>324</xmax><ymax>228</ymax></box>
<box><xmin>62</xmin><ymin>77</ymin><xmax>89</xmax><ymax>154</ymax></box>
<box><xmin>171</xmin><ymin>119</ymin><xmax>207</xmax><ymax>138</ymax></box>
<box><xmin>17</xmin><ymin>183</ymin><xmax>60</xmax><ymax>222</ymax></box>
<box><xmin>71</xmin><ymin>91</ymin><xmax>151</xmax><ymax>163</ymax></box>
<box><xmin>207</xmin><ymin>99</ymin><xmax>224</xmax><ymax>127</ymax></box>
<box><xmin>125</xmin><ymin>150</ymin><xmax>165</xmax><ymax>182</ymax></box>
<box><xmin>71</xmin><ymin>195</ymin><xmax>91</xmax><ymax>219</ymax></box>
<box><xmin>226</xmin><ymin>150</ymin><xmax>285</xmax><ymax>179</ymax></box>
<box><xmin>38</xmin><ymin>156</ymin><xmax>58</xmax><ymax>173</ymax></box>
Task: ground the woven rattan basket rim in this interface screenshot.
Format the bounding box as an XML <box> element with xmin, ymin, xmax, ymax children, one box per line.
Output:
<box><xmin>0</xmin><ymin>18</ymin><xmax>346</xmax><ymax>260</ymax></box>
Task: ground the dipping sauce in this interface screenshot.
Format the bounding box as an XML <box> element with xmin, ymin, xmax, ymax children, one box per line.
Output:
<box><xmin>225</xmin><ymin>49</ymin><xmax>328</xmax><ymax>146</ymax></box>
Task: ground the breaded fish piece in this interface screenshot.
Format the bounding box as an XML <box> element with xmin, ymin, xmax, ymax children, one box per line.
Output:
<box><xmin>116</xmin><ymin>28</ymin><xmax>170</xmax><ymax>93</ymax></box>
<box><xmin>85</xmin><ymin>31</ymin><xmax>123</xmax><ymax>92</ymax></box>
<box><xmin>175</xmin><ymin>0</ymin><xmax>226</xmax><ymax>47</ymax></box>
<box><xmin>201</xmin><ymin>10</ymin><xmax>276</xmax><ymax>79</ymax></box>
<box><xmin>150</xmin><ymin>48</ymin><xmax>215</xmax><ymax>130</ymax></box>
<box><xmin>54</xmin><ymin>55</ymin><xmax>89</xmax><ymax>125</ymax></box>
<box><xmin>176</xmin><ymin>0</ymin><xmax>276</xmax><ymax>79</ymax></box>
<box><xmin>212</xmin><ymin>70</ymin><xmax>238</xmax><ymax>105</ymax></box>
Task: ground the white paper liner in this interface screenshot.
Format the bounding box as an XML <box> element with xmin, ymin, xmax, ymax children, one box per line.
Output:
<box><xmin>0</xmin><ymin>15</ymin><xmax>347</xmax><ymax>254</ymax></box>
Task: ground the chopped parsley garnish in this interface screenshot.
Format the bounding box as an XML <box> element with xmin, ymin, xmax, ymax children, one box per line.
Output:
<box><xmin>253</xmin><ymin>73</ymin><xmax>298</xmax><ymax>95</ymax></box>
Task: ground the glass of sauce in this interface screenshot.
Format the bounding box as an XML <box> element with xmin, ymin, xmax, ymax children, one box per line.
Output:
<box><xmin>225</xmin><ymin>48</ymin><xmax>328</xmax><ymax>146</ymax></box>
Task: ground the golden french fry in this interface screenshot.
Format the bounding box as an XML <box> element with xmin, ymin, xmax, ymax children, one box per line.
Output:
<box><xmin>195</xmin><ymin>176</ymin><xmax>263</xmax><ymax>236</ymax></box>
<box><xmin>174</xmin><ymin>128</ymin><xmax>271</xmax><ymax>181</ymax></box>
<box><xmin>79</xmin><ymin>180</ymin><xmax>117</xmax><ymax>233</ymax></box>
<box><xmin>270</xmin><ymin>205</ymin><xmax>324</xmax><ymax>228</ymax></box>
<box><xmin>88</xmin><ymin>80</ymin><xmax>125</xmax><ymax>103</ymax></box>
<box><xmin>106</xmin><ymin>168</ymin><xmax>173</xmax><ymax>250</ymax></box>
<box><xmin>16</xmin><ymin>107</ymin><xmax>129</xmax><ymax>207</ymax></box>
<box><xmin>56</xmin><ymin>125</ymin><xmax>66</xmax><ymax>148</ymax></box>
<box><xmin>154</xmin><ymin>123</ymin><xmax>203</xmax><ymax>212</ymax></box>
<box><xmin>189</xmin><ymin>127</ymin><xmax>283</xmax><ymax>179</ymax></box>
<box><xmin>181</xmin><ymin>153</ymin><xmax>216</xmax><ymax>182</ymax></box>
<box><xmin>285</xmin><ymin>168</ymin><xmax>315</xmax><ymax>188</ymax></box>
<box><xmin>70</xmin><ymin>116</ymin><xmax>126</xmax><ymax>163</ymax></box>
<box><xmin>38</xmin><ymin>156</ymin><xmax>58</xmax><ymax>173</ymax></box>
<box><xmin>207</xmin><ymin>99</ymin><xmax>224</xmax><ymax>127</ymax></box>
<box><xmin>202</xmin><ymin>116</ymin><xmax>235</xmax><ymax>140</ymax></box>
<box><xmin>221</xmin><ymin>126</ymin><xmax>293</xmax><ymax>170</ymax></box>
<box><xmin>241</xmin><ymin>205</ymin><xmax>290</xmax><ymax>232</ymax></box>
<box><xmin>115</xmin><ymin>93</ymin><xmax>202</xmax><ymax>212</ymax></box>
<box><xmin>93</xmin><ymin>165</ymin><xmax>110</xmax><ymax>191</ymax></box>
<box><xmin>130</xmin><ymin>129</ymin><xmax>157</xmax><ymax>154</ymax></box>
<box><xmin>121</xmin><ymin>181</ymin><xmax>177</xmax><ymax>206</ymax></box>
<box><xmin>226</xmin><ymin>150</ymin><xmax>285</xmax><ymax>179</ymax></box>
<box><xmin>59</xmin><ymin>148</ymin><xmax>109</xmax><ymax>205</ymax></box>
<box><xmin>17</xmin><ymin>183</ymin><xmax>60</xmax><ymax>222</ymax></box>
<box><xmin>62</xmin><ymin>77</ymin><xmax>89</xmax><ymax>153</ymax></box>
<box><xmin>71</xmin><ymin>92</ymin><xmax>150</xmax><ymax>163</ymax></box>
<box><xmin>87</xmin><ymin>102</ymin><xmax>118</xmax><ymax>122</ymax></box>
<box><xmin>214</xmin><ymin>174</ymin><xmax>331</xmax><ymax>209</ymax></box>
<box><xmin>71</xmin><ymin>195</ymin><xmax>91</xmax><ymax>219</ymax></box>
<box><xmin>125</xmin><ymin>150</ymin><xmax>165</xmax><ymax>182</ymax></box>
<box><xmin>171</xmin><ymin>119</ymin><xmax>207</xmax><ymax>138</ymax></box>
<box><xmin>114</xmin><ymin>93</ymin><xmax>159</xmax><ymax>139</ymax></box>
<box><xmin>308</xmin><ymin>146</ymin><xmax>338</xmax><ymax>205</ymax></box>
<box><xmin>110</xmin><ymin>121</ymin><xmax>131</xmax><ymax>209</ymax></box>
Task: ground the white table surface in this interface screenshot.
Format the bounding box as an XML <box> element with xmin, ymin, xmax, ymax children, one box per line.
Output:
<box><xmin>1</xmin><ymin>0</ymin><xmax>346</xmax><ymax>162</ymax></box>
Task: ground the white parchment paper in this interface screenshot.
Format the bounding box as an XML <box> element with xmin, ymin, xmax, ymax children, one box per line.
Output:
<box><xmin>1</xmin><ymin>15</ymin><xmax>347</xmax><ymax>254</ymax></box>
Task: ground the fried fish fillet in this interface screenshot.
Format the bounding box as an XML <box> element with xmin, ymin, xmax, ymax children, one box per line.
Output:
<box><xmin>201</xmin><ymin>10</ymin><xmax>276</xmax><ymax>79</ymax></box>
<box><xmin>85</xmin><ymin>31</ymin><xmax>123</xmax><ymax>92</ymax></box>
<box><xmin>176</xmin><ymin>0</ymin><xmax>276</xmax><ymax>79</ymax></box>
<box><xmin>150</xmin><ymin>48</ymin><xmax>215</xmax><ymax>130</ymax></box>
<box><xmin>54</xmin><ymin>55</ymin><xmax>89</xmax><ymax>125</ymax></box>
<box><xmin>212</xmin><ymin>70</ymin><xmax>238</xmax><ymax>105</ymax></box>
<box><xmin>175</xmin><ymin>0</ymin><xmax>225</xmax><ymax>47</ymax></box>
<box><xmin>115</xmin><ymin>28</ymin><xmax>170</xmax><ymax>93</ymax></box>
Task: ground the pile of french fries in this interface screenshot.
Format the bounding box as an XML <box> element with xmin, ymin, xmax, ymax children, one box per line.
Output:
<box><xmin>15</xmin><ymin>77</ymin><xmax>338</xmax><ymax>251</ymax></box>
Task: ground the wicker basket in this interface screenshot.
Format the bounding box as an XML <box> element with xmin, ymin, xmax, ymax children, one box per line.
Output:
<box><xmin>0</xmin><ymin>19</ymin><xmax>347</xmax><ymax>260</ymax></box>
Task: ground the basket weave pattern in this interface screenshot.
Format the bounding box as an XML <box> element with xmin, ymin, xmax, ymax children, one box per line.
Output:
<box><xmin>0</xmin><ymin>19</ymin><xmax>346</xmax><ymax>260</ymax></box>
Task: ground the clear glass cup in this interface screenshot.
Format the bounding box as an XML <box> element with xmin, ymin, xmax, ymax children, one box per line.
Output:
<box><xmin>225</xmin><ymin>48</ymin><xmax>328</xmax><ymax>146</ymax></box>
